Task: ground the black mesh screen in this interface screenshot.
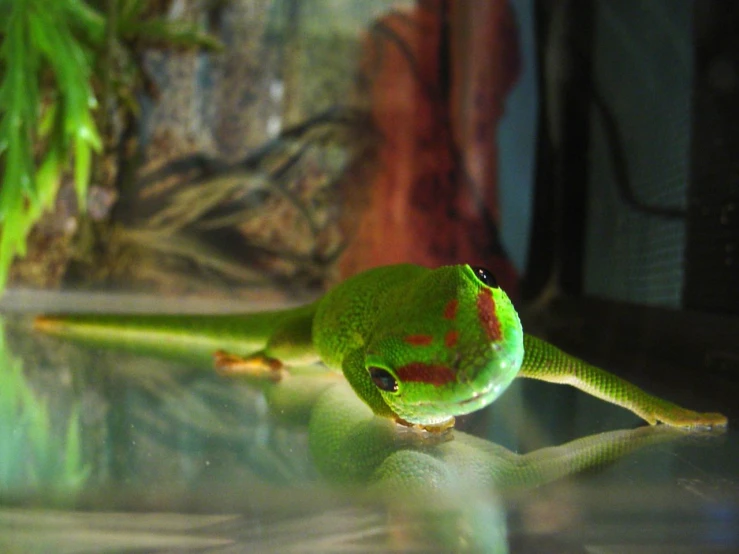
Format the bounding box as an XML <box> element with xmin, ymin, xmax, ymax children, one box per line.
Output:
<box><xmin>583</xmin><ymin>0</ymin><xmax>692</xmax><ymax>308</ymax></box>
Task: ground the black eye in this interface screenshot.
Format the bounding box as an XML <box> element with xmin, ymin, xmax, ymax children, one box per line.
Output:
<box><xmin>368</xmin><ymin>367</ymin><xmax>398</xmax><ymax>393</ymax></box>
<box><xmin>471</xmin><ymin>266</ymin><xmax>498</xmax><ymax>288</ymax></box>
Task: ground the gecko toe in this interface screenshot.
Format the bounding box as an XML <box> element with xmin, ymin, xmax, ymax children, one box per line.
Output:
<box><xmin>659</xmin><ymin>410</ymin><xmax>728</xmax><ymax>429</ymax></box>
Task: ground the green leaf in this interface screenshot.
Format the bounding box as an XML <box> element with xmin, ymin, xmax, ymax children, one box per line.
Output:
<box><xmin>120</xmin><ymin>0</ymin><xmax>147</xmax><ymax>22</ymax></box>
<box><xmin>119</xmin><ymin>18</ymin><xmax>224</xmax><ymax>51</ymax></box>
<box><xmin>74</xmin><ymin>135</ymin><xmax>92</xmax><ymax>210</ymax></box>
<box><xmin>0</xmin><ymin>0</ymin><xmax>219</xmax><ymax>295</ymax></box>
<box><xmin>0</xmin><ymin>0</ymin><xmax>102</xmax><ymax>292</ymax></box>
<box><xmin>63</xmin><ymin>0</ymin><xmax>107</xmax><ymax>46</ymax></box>
<box><xmin>63</xmin><ymin>406</ymin><xmax>87</xmax><ymax>479</ymax></box>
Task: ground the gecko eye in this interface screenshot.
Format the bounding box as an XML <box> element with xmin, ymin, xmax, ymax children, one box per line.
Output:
<box><xmin>470</xmin><ymin>266</ymin><xmax>499</xmax><ymax>288</ymax></box>
<box><xmin>368</xmin><ymin>367</ymin><xmax>398</xmax><ymax>393</ymax></box>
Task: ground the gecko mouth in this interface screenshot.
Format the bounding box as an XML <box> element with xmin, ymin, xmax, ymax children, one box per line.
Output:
<box><xmin>391</xmin><ymin>386</ymin><xmax>504</xmax><ymax>426</ymax></box>
<box><xmin>391</xmin><ymin>355</ymin><xmax>522</xmax><ymax>425</ymax></box>
<box><xmin>453</xmin><ymin>387</ymin><xmax>501</xmax><ymax>414</ymax></box>
<box><xmin>408</xmin><ymin>381</ymin><xmax>504</xmax><ymax>417</ymax></box>
<box><xmin>459</xmin><ymin>393</ymin><xmax>486</xmax><ymax>406</ymax></box>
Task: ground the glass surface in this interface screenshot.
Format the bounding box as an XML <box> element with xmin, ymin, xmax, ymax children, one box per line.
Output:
<box><xmin>1</xmin><ymin>294</ymin><xmax>737</xmax><ymax>554</ymax></box>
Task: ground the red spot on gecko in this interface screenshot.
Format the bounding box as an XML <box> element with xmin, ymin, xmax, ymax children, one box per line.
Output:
<box><xmin>396</xmin><ymin>363</ymin><xmax>457</xmax><ymax>386</ymax></box>
<box><xmin>444</xmin><ymin>329</ymin><xmax>459</xmax><ymax>348</ymax></box>
<box><xmin>443</xmin><ymin>299</ymin><xmax>458</xmax><ymax>320</ymax></box>
<box><xmin>404</xmin><ymin>334</ymin><xmax>434</xmax><ymax>346</ymax></box>
<box><xmin>476</xmin><ymin>288</ymin><xmax>502</xmax><ymax>341</ymax></box>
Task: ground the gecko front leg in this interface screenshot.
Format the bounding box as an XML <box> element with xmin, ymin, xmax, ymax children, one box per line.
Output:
<box><xmin>214</xmin><ymin>304</ymin><xmax>319</xmax><ymax>381</ymax></box>
<box><xmin>519</xmin><ymin>334</ymin><xmax>728</xmax><ymax>429</ymax></box>
<box><xmin>213</xmin><ymin>350</ymin><xmax>286</xmax><ymax>381</ymax></box>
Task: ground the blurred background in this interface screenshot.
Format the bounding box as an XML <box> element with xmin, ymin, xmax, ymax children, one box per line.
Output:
<box><xmin>1</xmin><ymin>1</ymin><xmax>738</xmax><ymax>552</ymax></box>
<box><xmin>3</xmin><ymin>0</ymin><xmax>736</xmax><ymax>415</ymax></box>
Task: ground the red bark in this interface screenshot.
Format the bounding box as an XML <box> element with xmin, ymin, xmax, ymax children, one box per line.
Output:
<box><xmin>339</xmin><ymin>0</ymin><xmax>522</xmax><ymax>297</ymax></box>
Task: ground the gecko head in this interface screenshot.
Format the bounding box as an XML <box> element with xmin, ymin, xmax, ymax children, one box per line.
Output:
<box><xmin>364</xmin><ymin>264</ymin><xmax>524</xmax><ymax>426</ymax></box>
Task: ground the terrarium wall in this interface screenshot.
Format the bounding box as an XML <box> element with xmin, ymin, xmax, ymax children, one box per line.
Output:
<box><xmin>12</xmin><ymin>0</ymin><xmax>526</xmax><ymax>301</ymax></box>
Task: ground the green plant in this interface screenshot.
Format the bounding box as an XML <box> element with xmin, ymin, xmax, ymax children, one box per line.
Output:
<box><xmin>0</xmin><ymin>0</ymin><xmax>102</xmax><ymax>290</ymax></box>
<box><xmin>0</xmin><ymin>320</ymin><xmax>89</xmax><ymax>499</ymax></box>
<box><xmin>0</xmin><ymin>0</ymin><xmax>221</xmax><ymax>292</ymax></box>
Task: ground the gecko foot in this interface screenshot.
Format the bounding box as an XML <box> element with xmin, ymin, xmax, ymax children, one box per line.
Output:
<box><xmin>213</xmin><ymin>350</ymin><xmax>284</xmax><ymax>382</ymax></box>
<box><xmin>653</xmin><ymin>408</ymin><xmax>728</xmax><ymax>430</ymax></box>
<box><xmin>394</xmin><ymin>416</ymin><xmax>456</xmax><ymax>434</ymax></box>
<box><xmin>393</xmin><ymin>417</ymin><xmax>455</xmax><ymax>445</ymax></box>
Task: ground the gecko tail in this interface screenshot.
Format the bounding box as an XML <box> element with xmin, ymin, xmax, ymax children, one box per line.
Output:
<box><xmin>32</xmin><ymin>311</ymin><xmax>282</xmax><ymax>366</ymax></box>
<box><xmin>34</xmin><ymin>315</ymin><xmax>75</xmax><ymax>333</ymax></box>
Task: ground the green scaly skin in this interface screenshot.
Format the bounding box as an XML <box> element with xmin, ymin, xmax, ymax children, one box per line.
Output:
<box><xmin>34</xmin><ymin>264</ymin><xmax>727</xmax><ymax>431</ymax></box>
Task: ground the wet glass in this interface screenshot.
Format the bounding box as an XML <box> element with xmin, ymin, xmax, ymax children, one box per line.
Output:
<box><xmin>1</xmin><ymin>293</ymin><xmax>737</xmax><ymax>553</ymax></box>
<box><xmin>1</xmin><ymin>0</ymin><xmax>738</xmax><ymax>552</ymax></box>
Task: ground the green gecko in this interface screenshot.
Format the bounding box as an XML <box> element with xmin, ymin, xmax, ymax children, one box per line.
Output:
<box><xmin>34</xmin><ymin>263</ymin><xmax>727</xmax><ymax>431</ymax></box>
